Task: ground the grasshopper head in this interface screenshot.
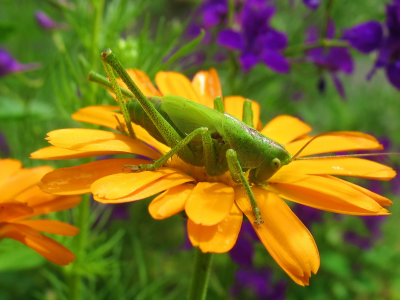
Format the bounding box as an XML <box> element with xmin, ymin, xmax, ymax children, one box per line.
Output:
<box><xmin>249</xmin><ymin>142</ymin><xmax>292</xmax><ymax>184</ymax></box>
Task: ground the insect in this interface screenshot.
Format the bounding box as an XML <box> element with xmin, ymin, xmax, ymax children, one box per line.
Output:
<box><xmin>98</xmin><ymin>49</ymin><xmax>399</xmax><ymax>226</ymax></box>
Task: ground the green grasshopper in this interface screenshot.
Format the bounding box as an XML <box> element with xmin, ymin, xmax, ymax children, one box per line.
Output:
<box><xmin>99</xmin><ymin>49</ymin><xmax>399</xmax><ymax>226</ymax></box>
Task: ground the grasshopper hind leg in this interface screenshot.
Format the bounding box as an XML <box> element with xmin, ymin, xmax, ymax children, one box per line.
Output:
<box><xmin>226</xmin><ymin>149</ymin><xmax>264</xmax><ymax>226</ymax></box>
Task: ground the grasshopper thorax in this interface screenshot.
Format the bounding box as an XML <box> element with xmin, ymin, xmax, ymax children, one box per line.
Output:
<box><xmin>249</xmin><ymin>141</ymin><xmax>292</xmax><ymax>184</ymax></box>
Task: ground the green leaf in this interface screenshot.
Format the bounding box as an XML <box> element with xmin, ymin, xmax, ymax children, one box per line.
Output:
<box><xmin>161</xmin><ymin>29</ymin><xmax>205</xmax><ymax>70</ymax></box>
<box><xmin>0</xmin><ymin>23</ymin><xmax>15</xmax><ymax>43</ymax></box>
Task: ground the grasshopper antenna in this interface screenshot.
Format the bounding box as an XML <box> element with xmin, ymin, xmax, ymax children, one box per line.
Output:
<box><xmin>291</xmin><ymin>131</ymin><xmax>388</xmax><ymax>161</ymax></box>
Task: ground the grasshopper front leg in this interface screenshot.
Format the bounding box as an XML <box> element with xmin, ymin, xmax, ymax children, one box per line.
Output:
<box><xmin>124</xmin><ymin>127</ymin><xmax>208</xmax><ymax>172</ymax></box>
<box><xmin>226</xmin><ymin>149</ymin><xmax>264</xmax><ymax>226</ymax></box>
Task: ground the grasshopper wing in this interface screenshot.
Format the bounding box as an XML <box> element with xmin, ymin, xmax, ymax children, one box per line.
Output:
<box><xmin>161</xmin><ymin>95</ymin><xmax>224</xmax><ymax>136</ymax></box>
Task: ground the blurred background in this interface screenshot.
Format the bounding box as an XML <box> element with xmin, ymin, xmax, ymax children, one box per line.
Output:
<box><xmin>1</xmin><ymin>0</ymin><xmax>400</xmax><ymax>299</ymax></box>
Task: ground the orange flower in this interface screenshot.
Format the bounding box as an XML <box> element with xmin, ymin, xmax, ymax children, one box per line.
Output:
<box><xmin>31</xmin><ymin>69</ymin><xmax>395</xmax><ymax>285</ymax></box>
<box><xmin>0</xmin><ymin>158</ymin><xmax>81</xmax><ymax>265</ymax></box>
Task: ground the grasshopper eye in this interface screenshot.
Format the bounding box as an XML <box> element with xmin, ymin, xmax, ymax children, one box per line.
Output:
<box><xmin>270</xmin><ymin>158</ymin><xmax>281</xmax><ymax>170</ymax></box>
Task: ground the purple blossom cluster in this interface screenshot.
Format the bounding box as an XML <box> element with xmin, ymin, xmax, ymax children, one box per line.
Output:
<box><xmin>0</xmin><ymin>49</ymin><xmax>40</xmax><ymax>77</ymax></box>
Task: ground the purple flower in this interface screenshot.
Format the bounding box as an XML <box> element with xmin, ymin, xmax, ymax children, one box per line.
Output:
<box><xmin>35</xmin><ymin>11</ymin><xmax>60</xmax><ymax>30</ymax></box>
<box><xmin>305</xmin><ymin>21</ymin><xmax>353</xmax><ymax>98</ymax></box>
<box><xmin>217</xmin><ymin>0</ymin><xmax>290</xmax><ymax>73</ymax></box>
<box><xmin>231</xmin><ymin>269</ymin><xmax>286</xmax><ymax>300</ymax></box>
<box><xmin>342</xmin><ymin>21</ymin><xmax>383</xmax><ymax>54</ymax></box>
<box><xmin>292</xmin><ymin>203</ymin><xmax>324</xmax><ymax>229</ymax></box>
<box><xmin>0</xmin><ymin>49</ymin><xmax>40</xmax><ymax>77</ymax></box>
<box><xmin>229</xmin><ymin>222</ymin><xmax>259</xmax><ymax>267</ymax></box>
<box><xmin>303</xmin><ymin>0</ymin><xmax>323</xmax><ymax>10</ymax></box>
<box><xmin>344</xmin><ymin>215</ymin><xmax>387</xmax><ymax>249</ymax></box>
<box><xmin>367</xmin><ymin>1</ymin><xmax>400</xmax><ymax>90</ymax></box>
<box><xmin>0</xmin><ymin>132</ymin><xmax>10</xmax><ymax>156</ymax></box>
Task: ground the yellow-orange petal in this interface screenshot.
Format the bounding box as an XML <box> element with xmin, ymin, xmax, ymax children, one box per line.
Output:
<box><xmin>185</xmin><ymin>182</ymin><xmax>234</xmax><ymax>226</ymax></box>
<box><xmin>282</xmin><ymin>158</ymin><xmax>396</xmax><ymax>180</ymax></box>
<box><xmin>325</xmin><ymin>175</ymin><xmax>393</xmax><ymax>207</ymax></box>
<box><xmin>91</xmin><ymin>168</ymin><xmax>179</xmax><ymax>200</ymax></box>
<box><xmin>46</xmin><ymin>129</ymin><xmax>161</xmax><ymax>160</ymax></box>
<box><xmin>12</xmin><ymin>195</ymin><xmax>82</xmax><ymax>221</ymax></box>
<box><xmin>0</xmin><ymin>223</ymin><xmax>75</xmax><ymax>265</ymax></box>
<box><xmin>15</xmin><ymin>220</ymin><xmax>79</xmax><ymax>236</ymax></box>
<box><xmin>187</xmin><ymin>203</ymin><xmax>242</xmax><ymax>253</ymax></box>
<box><xmin>126</xmin><ymin>69</ymin><xmax>162</xmax><ymax>97</ymax></box>
<box><xmin>30</xmin><ymin>146</ymin><xmax>122</xmax><ymax>160</ymax></box>
<box><xmin>224</xmin><ymin>96</ymin><xmax>260</xmax><ymax>130</ymax></box>
<box><xmin>15</xmin><ymin>185</ymin><xmax>59</xmax><ymax>206</ymax></box>
<box><xmin>0</xmin><ymin>166</ymin><xmax>53</xmax><ymax>203</ymax></box>
<box><xmin>267</xmin><ymin>173</ymin><xmax>389</xmax><ymax>215</ymax></box>
<box><xmin>72</xmin><ymin>106</ymin><xmax>170</xmax><ymax>154</ymax></box>
<box><xmin>286</xmin><ymin>132</ymin><xmax>382</xmax><ymax>157</ymax></box>
<box><xmin>155</xmin><ymin>71</ymin><xmax>201</xmax><ymax>103</ymax></box>
<box><xmin>191</xmin><ymin>68</ymin><xmax>222</xmax><ymax>108</ymax></box>
<box><xmin>234</xmin><ymin>186</ymin><xmax>319</xmax><ymax>286</ymax></box>
<box><xmin>0</xmin><ymin>159</ymin><xmax>22</xmax><ymax>186</ymax></box>
<box><xmin>95</xmin><ymin>172</ymin><xmax>195</xmax><ymax>203</ymax></box>
<box><xmin>261</xmin><ymin>115</ymin><xmax>312</xmax><ymax>145</ymax></box>
<box><xmin>149</xmin><ymin>184</ymin><xmax>195</xmax><ymax>219</ymax></box>
<box><xmin>39</xmin><ymin>158</ymin><xmax>151</xmax><ymax>195</ymax></box>
<box><xmin>0</xmin><ymin>202</ymin><xmax>33</xmax><ymax>223</ymax></box>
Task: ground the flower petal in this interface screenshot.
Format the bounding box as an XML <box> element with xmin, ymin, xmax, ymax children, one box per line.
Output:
<box><xmin>125</xmin><ymin>69</ymin><xmax>162</xmax><ymax>97</ymax></box>
<box><xmin>234</xmin><ymin>187</ymin><xmax>319</xmax><ymax>286</ymax></box>
<box><xmin>15</xmin><ymin>185</ymin><xmax>59</xmax><ymax>206</ymax></box>
<box><xmin>224</xmin><ymin>96</ymin><xmax>261</xmax><ymax>130</ymax></box>
<box><xmin>46</xmin><ymin>129</ymin><xmax>161</xmax><ymax>160</ymax></box>
<box><xmin>286</xmin><ymin>132</ymin><xmax>382</xmax><ymax>157</ymax></box>
<box><xmin>282</xmin><ymin>158</ymin><xmax>396</xmax><ymax>180</ymax></box>
<box><xmin>261</xmin><ymin>50</ymin><xmax>290</xmax><ymax>74</ymax></box>
<box><xmin>15</xmin><ymin>220</ymin><xmax>79</xmax><ymax>236</ymax></box>
<box><xmin>187</xmin><ymin>203</ymin><xmax>242</xmax><ymax>253</ymax></box>
<box><xmin>72</xmin><ymin>106</ymin><xmax>169</xmax><ymax>154</ymax></box>
<box><xmin>39</xmin><ymin>158</ymin><xmax>151</xmax><ymax>195</ymax></box>
<box><xmin>191</xmin><ymin>68</ymin><xmax>222</xmax><ymax>108</ymax></box>
<box><xmin>0</xmin><ymin>202</ymin><xmax>33</xmax><ymax>222</ymax></box>
<box><xmin>185</xmin><ymin>182</ymin><xmax>234</xmax><ymax>226</ymax></box>
<box><xmin>0</xmin><ymin>166</ymin><xmax>53</xmax><ymax>202</ymax></box>
<box><xmin>30</xmin><ymin>146</ymin><xmax>121</xmax><ymax>160</ymax></box>
<box><xmin>155</xmin><ymin>71</ymin><xmax>201</xmax><ymax>103</ymax></box>
<box><xmin>91</xmin><ymin>168</ymin><xmax>179</xmax><ymax>200</ymax></box>
<box><xmin>325</xmin><ymin>175</ymin><xmax>393</xmax><ymax>207</ymax></box>
<box><xmin>342</xmin><ymin>21</ymin><xmax>383</xmax><ymax>54</ymax></box>
<box><xmin>261</xmin><ymin>115</ymin><xmax>312</xmax><ymax>145</ymax></box>
<box><xmin>217</xmin><ymin>29</ymin><xmax>244</xmax><ymax>50</ymax></box>
<box><xmin>149</xmin><ymin>184</ymin><xmax>195</xmax><ymax>219</ymax></box>
<box><xmin>0</xmin><ymin>159</ymin><xmax>22</xmax><ymax>187</ymax></box>
<box><xmin>267</xmin><ymin>173</ymin><xmax>388</xmax><ymax>215</ymax></box>
<box><xmin>0</xmin><ymin>223</ymin><xmax>75</xmax><ymax>265</ymax></box>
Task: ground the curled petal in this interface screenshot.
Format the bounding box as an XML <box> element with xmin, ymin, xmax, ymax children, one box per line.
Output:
<box><xmin>261</xmin><ymin>115</ymin><xmax>312</xmax><ymax>145</ymax></box>
<box><xmin>234</xmin><ymin>187</ymin><xmax>319</xmax><ymax>286</ymax></box>
<box><xmin>155</xmin><ymin>71</ymin><xmax>200</xmax><ymax>103</ymax></box>
<box><xmin>185</xmin><ymin>182</ymin><xmax>235</xmax><ymax>226</ymax></box>
<box><xmin>282</xmin><ymin>158</ymin><xmax>396</xmax><ymax>180</ymax></box>
<box><xmin>286</xmin><ymin>132</ymin><xmax>382</xmax><ymax>157</ymax></box>
<box><xmin>267</xmin><ymin>173</ymin><xmax>389</xmax><ymax>215</ymax></box>
<box><xmin>191</xmin><ymin>68</ymin><xmax>222</xmax><ymax>108</ymax></box>
<box><xmin>72</xmin><ymin>106</ymin><xmax>169</xmax><ymax>154</ymax></box>
<box><xmin>187</xmin><ymin>203</ymin><xmax>242</xmax><ymax>253</ymax></box>
<box><xmin>15</xmin><ymin>219</ymin><xmax>79</xmax><ymax>236</ymax></box>
<box><xmin>0</xmin><ymin>223</ymin><xmax>75</xmax><ymax>265</ymax></box>
<box><xmin>224</xmin><ymin>96</ymin><xmax>261</xmax><ymax>130</ymax></box>
<box><xmin>46</xmin><ymin>129</ymin><xmax>161</xmax><ymax>160</ymax></box>
<box><xmin>39</xmin><ymin>158</ymin><xmax>151</xmax><ymax>195</ymax></box>
<box><xmin>97</xmin><ymin>172</ymin><xmax>195</xmax><ymax>204</ymax></box>
<box><xmin>149</xmin><ymin>184</ymin><xmax>195</xmax><ymax>219</ymax></box>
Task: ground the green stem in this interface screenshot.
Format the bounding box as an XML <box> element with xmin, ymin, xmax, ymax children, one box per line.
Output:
<box><xmin>284</xmin><ymin>39</ymin><xmax>349</xmax><ymax>56</ymax></box>
<box><xmin>188</xmin><ymin>248</ymin><xmax>213</xmax><ymax>300</ymax></box>
<box><xmin>228</xmin><ymin>0</ymin><xmax>234</xmax><ymax>28</ymax></box>
<box><xmin>70</xmin><ymin>194</ymin><xmax>91</xmax><ymax>300</ymax></box>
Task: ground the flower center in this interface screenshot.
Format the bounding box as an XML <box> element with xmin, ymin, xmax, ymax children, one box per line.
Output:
<box><xmin>167</xmin><ymin>155</ymin><xmax>236</xmax><ymax>186</ymax></box>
